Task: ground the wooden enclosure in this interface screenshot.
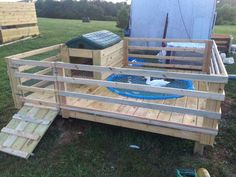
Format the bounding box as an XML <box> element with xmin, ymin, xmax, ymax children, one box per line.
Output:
<box><xmin>3</xmin><ymin>38</ymin><xmax>228</xmax><ymax>158</ymax></box>
<box><xmin>212</xmin><ymin>34</ymin><xmax>233</xmax><ymax>53</ymax></box>
<box><xmin>0</xmin><ymin>2</ymin><xmax>39</xmax><ymax>44</ymax></box>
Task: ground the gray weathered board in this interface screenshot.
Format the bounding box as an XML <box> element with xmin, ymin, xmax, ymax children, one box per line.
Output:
<box><xmin>0</xmin><ymin>105</ymin><xmax>58</xmax><ymax>159</ymax></box>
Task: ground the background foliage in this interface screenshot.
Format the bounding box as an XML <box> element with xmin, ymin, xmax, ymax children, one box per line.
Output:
<box><xmin>216</xmin><ymin>0</ymin><xmax>236</xmax><ymax>25</ymax></box>
<box><xmin>36</xmin><ymin>0</ymin><xmax>129</xmax><ymax>21</ymax></box>
<box><xmin>35</xmin><ymin>0</ymin><xmax>236</xmax><ymax>27</ymax></box>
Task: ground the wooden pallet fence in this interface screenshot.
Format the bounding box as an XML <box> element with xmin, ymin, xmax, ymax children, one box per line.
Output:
<box><xmin>10</xmin><ymin>59</ymin><xmax>225</xmax><ymax>118</ymax></box>
<box><xmin>5</xmin><ymin>39</ymin><xmax>228</xmax><ymax>154</ymax></box>
<box><xmin>125</xmin><ymin>37</ymin><xmax>213</xmax><ymax>72</ymax></box>
<box><xmin>0</xmin><ymin>2</ymin><xmax>39</xmax><ymax>43</ymax></box>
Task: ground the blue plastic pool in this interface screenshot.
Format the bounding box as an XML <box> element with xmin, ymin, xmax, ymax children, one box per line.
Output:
<box><xmin>107</xmin><ymin>74</ymin><xmax>194</xmax><ymax>100</ymax></box>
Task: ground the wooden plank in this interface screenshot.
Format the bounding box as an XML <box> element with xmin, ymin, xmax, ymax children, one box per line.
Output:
<box><xmin>20</xmin><ymin>109</ymin><xmax>58</xmax><ymax>154</ymax></box>
<box><xmin>202</xmin><ymin>41</ymin><xmax>213</xmax><ymax>73</ymax></box>
<box><xmin>7</xmin><ymin>44</ymin><xmax>61</xmax><ymax>59</ymax></box>
<box><xmin>71</xmin><ymin>111</ymin><xmax>202</xmax><ymax>142</ymax></box>
<box><xmin>128</xmin><ymin>54</ymin><xmax>203</xmax><ymax>62</ymax></box>
<box><xmin>128</xmin><ymin>46</ymin><xmax>205</xmax><ymax>53</ymax></box>
<box><xmin>169</xmin><ymin>96</ymin><xmax>187</xmax><ymax>124</ymax></box>
<box><xmin>0</xmin><ymin>2</ymin><xmax>37</xmax><ymax>26</ymax></box>
<box><xmin>123</xmin><ymin>38</ymin><xmax>128</xmax><ymax>66</ymax></box>
<box><xmin>15</xmin><ymin>71</ymin><xmax>225</xmax><ymax>101</ymax></box>
<box><xmin>57</xmin><ymin>76</ymin><xmax>225</xmax><ymax>101</ymax></box>
<box><xmin>22</xmin><ymin>98</ymin><xmax>58</xmax><ymax>108</ymax></box>
<box><xmin>59</xmin><ymin>90</ymin><xmax>221</xmax><ymax>119</ymax></box>
<box><xmin>213</xmin><ymin>42</ymin><xmax>228</xmax><ymax>76</ymax></box>
<box><xmin>1</xmin><ymin>107</ymin><xmax>39</xmax><ymax>148</ymax></box>
<box><xmin>183</xmin><ymin>97</ymin><xmax>198</xmax><ymax>126</ymax></box>
<box><xmin>15</xmin><ymin>72</ymin><xmax>56</xmax><ymax>82</ymax></box>
<box><xmin>61</xmin><ymin>105</ymin><xmax>218</xmax><ymax>135</ymax></box>
<box><xmin>5</xmin><ymin>59</ymin><xmax>22</xmax><ymax>108</ymax></box>
<box><xmin>20</xmin><ymin>68</ymin><xmax>52</xmax><ymax>83</ymax></box>
<box><xmin>11</xmin><ymin>108</ymin><xmax>50</xmax><ymax>152</ymax></box>
<box><xmin>157</xmin><ymin>98</ymin><xmax>176</xmax><ymax>121</ymax></box>
<box><xmin>0</xmin><ymin>106</ymin><xmax>31</xmax><ymax>146</ymax></box>
<box><xmin>13</xmin><ymin>114</ymin><xmax>51</xmax><ymax>125</ymax></box>
<box><xmin>0</xmin><ymin>145</ymin><xmax>29</xmax><ymax>158</ymax></box>
<box><xmin>100</xmin><ymin>41</ymin><xmax>123</xmax><ymax>57</ymax></box>
<box><xmin>0</xmin><ymin>26</ymin><xmax>39</xmax><ymax>43</ymax></box>
<box><xmin>128</xmin><ymin>61</ymin><xmax>203</xmax><ymax>70</ymax></box>
<box><xmin>11</xmin><ymin>59</ymin><xmax>228</xmax><ymax>83</ymax></box>
<box><xmin>1</xmin><ymin>127</ymin><xmax>40</xmax><ymax>140</ymax></box>
<box><xmin>126</xmin><ymin>37</ymin><xmax>208</xmax><ymax>43</ymax></box>
<box><xmin>212</xmin><ymin>50</ymin><xmax>220</xmax><ymax>75</ymax></box>
<box><xmin>182</xmin><ymin>80</ymin><xmax>199</xmax><ymax>126</ymax></box>
<box><xmin>69</xmin><ymin>48</ymin><xmax>93</xmax><ymax>58</ymax></box>
<box><xmin>54</xmin><ymin>62</ymin><xmax>227</xmax><ymax>83</ymax></box>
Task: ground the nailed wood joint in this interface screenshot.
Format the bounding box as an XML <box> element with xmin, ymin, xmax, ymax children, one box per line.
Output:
<box><xmin>1</xmin><ymin>127</ymin><xmax>40</xmax><ymax>140</ymax></box>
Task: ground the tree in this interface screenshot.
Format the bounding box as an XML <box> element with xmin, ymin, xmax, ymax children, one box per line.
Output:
<box><xmin>116</xmin><ymin>7</ymin><xmax>129</xmax><ymax>29</ymax></box>
<box><xmin>35</xmin><ymin>0</ymin><xmax>130</xmax><ymax>21</ymax></box>
<box><xmin>216</xmin><ymin>4</ymin><xmax>236</xmax><ymax>25</ymax></box>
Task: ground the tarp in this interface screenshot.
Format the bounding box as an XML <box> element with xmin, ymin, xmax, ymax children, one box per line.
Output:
<box><xmin>130</xmin><ymin>0</ymin><xmax>216</xmax><ymax>40</ymax></box>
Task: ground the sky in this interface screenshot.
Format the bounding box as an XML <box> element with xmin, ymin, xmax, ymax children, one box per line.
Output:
<box><xmin>105</xmin><ymin>0</ymin><xmax>131</xmax><ymax>4</ymax></box>
<box><xmin>0</xmin><ymin>0</ymin><xmax>131</xmax><ymax>2</ymax></box>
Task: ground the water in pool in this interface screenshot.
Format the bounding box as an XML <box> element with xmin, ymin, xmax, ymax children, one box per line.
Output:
<box><xmin>107</xmin><ymin>74</ymin><xmax>194</xmax><ymax>100</ymax></box>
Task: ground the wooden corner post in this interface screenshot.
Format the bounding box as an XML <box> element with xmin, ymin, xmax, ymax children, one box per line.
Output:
<box><xmin>5</xmin><ymin>58</ymin><xmax>23</xmax><ymax>109</ymax></box>
<box><xmin>194</xmin><ymin>82</ymin><xmax>224</xmax><ymax>155</ymax></box>
<box><xmin>123</xmin><ymin>38</ymin><xmax>128</xmax><ymax>67</ymax></box>
<box><xmin>59</xmin><ymin>45</ymin><xmax>70</xmax><ymax>118</ymax></box>
<box><xmin>202</xmin><ymin>40</ymin><xmax>213</xmax><ymax>74</ymax></box>
<box><xmin>93</xmin><ymin>50</ymin><xmax>102</xmax><ymax>80</ymax></box>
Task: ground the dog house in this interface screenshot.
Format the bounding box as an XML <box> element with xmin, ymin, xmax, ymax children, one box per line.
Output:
<box><xmin>63</xmin><ymin>30</ymin><xmax>124</xmax><ymax>80</ymax></box>
<box><xmin>0</xmin><ymin>2</ymin><xmax>39</xmax><ymax>44</ymax></box>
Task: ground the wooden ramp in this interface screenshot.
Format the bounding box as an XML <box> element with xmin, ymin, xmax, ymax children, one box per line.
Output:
<box><xmin>0</xmin><ymin>105</ymin><xmax>58</xmax><ymax>159</ymax></box>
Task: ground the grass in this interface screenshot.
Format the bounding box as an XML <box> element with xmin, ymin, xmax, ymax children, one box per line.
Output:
<box><xmin>214</xmin><ymin>25</ymin><xmax>236</xmax><ymax>43</ymax></box>
<box><xmin>0</xmin><ymin>19</ymin><xmax>236</xmax><ymax>177</ymax></box>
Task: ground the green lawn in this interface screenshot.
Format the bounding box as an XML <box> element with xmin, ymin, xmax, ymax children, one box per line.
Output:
<box><xmin>214</xmin><ymin>25</ymin><xmax>236</xmax><ymax>43</ymax></box>
<box><xmin>0</xmin><ymin>19</ymin><xmax>236</xmax><ymax>177</ymax></box>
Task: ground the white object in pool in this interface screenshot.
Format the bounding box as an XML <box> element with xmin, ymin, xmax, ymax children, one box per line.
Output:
<box><xmin>145</xmin><ymin>76</ymin><xmax>170</xmax><ymax>87</ymax></box>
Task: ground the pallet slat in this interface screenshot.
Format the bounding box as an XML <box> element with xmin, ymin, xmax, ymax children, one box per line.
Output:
<box><xmin>1</xmin><ymin>127</ymin><xmax>40</xmax><ymax>141</ymax></box>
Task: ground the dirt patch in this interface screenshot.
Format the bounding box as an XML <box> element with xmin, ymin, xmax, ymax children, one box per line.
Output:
<box><xmin>55</xmin><ymin>118</ymin><xmax>85</xmax><ymax>145</ymax></box>
<box><xmin>222</xmin><ymin>98</ymin><xmax>234</xmax><ymax>119</ymax></box>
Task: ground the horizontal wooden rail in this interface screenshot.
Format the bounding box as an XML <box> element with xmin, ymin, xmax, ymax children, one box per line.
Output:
<box><xmin>16</xmin><ymin>85</ymin><xmax>221</xmax><ymax>120</ymax></box>
<box><xmin>18</xmin><ymin>95</ymin><xmax>221</xmax><ymax>135</ymax></box>
<box><xmin>19</xmin><ymin>56</ymin><xmax>58</xmax><ymax>72</ymax></box>
<box><xmin>128</xmin><ymin>62</ymin><xmax>203</xmax><ymax>70</ymax></box>
<box><xmin>6</xmin><ymin>44</ymin><xmax>62</xmax><ymax>59</ymax></box>
<box><xmin>128</xmin><ymin>46</ymin><xmax>205</xmax><ymax>53</ymax></box>
<box><xmin>21</xmin><ymin>68</ymin><xmax>52</xmax><ymax>83</ymax></box>
<box><xmin>213</xmin><ymin>41</ymin><xmax>228</xmax><ymax>76</ymax></box>
<box><xmin>15</xmin><ymin>72</ymin><xmax>225</xmax><ymax>101</ymax></box>
<box><xmin>15</xmin><ymin>72</ymin><xmax>56</xmax><ymax>82</ymax></box>
<box><xmin>61</xmin><ymin>105</ymin><xmax>218</xmax><ymax>136</ymax></box>
<box><xmin>128</xmin><ymin>54</ymin><xmax>203</xmax><ymax>62</ymax></box>
<box><xmin>11</xmin><ymin>59</ymin><xmax>228</xmax><ymax>83</ymax></box>
<box><xmin>125</xmin><ymin>37</ymin><xmax>209</xmax><ymax>43</ymax></box>
<box><xmin>59</xmin><ymin>91</ymin><xmax>221</xmax><ymax>120</ymax></box>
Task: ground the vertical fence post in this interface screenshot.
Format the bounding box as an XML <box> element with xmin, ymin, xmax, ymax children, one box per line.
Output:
<box><xmin>194</xmin><ymin>82</ymin><xmax>224</xmax><ymax>155</ymax></box>
<box><xmin>123</xmin><ymin>38</ymin><xmax>128</xmax><ymax>67</ymax></box>
<box><xmin>5</xmin><ymin>58</ymin><xmax>23</xmax><ymax>109</ymax></box>
<box><xmin>54</xmin><ymin>62</ymin><xmax>70</xmax><ymax>118</ymax></box>
<box><xmin>202</xmin><ymin>40</ymin><xmax>213</xmax><ymax>74</ymax></box>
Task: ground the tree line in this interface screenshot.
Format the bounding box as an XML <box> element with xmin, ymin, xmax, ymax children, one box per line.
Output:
<box><xmin>35</xmin><ymin>0</ymin><xmax>129</xmax><ymax>21</ymax></box>
<box><xmin>35</xmin><ymin>0</ymin><xmax>236</xmax><ymax>26</ymax></box>
<box><xmin>216</xmin><ymin>0</ymin><xmax>236</xmax><ymax>25</ymax></box>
